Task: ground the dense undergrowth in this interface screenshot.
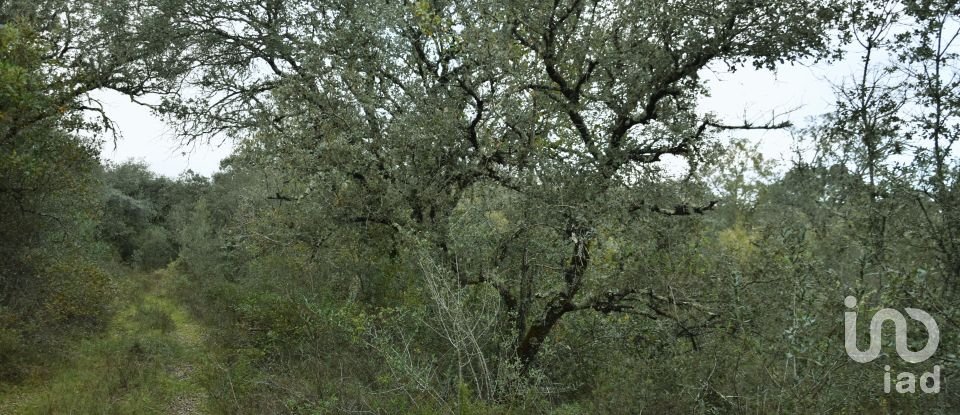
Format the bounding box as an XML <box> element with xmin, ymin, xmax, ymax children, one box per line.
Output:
<box><xmin>0</xmin><ymin>269</ymin><xmax>209</xmax><ymax>414</ymax></box>
<box><xmin>3</xmin><ymin>0</ymin><xmax>960</xmax><ymax>413</ymax></box>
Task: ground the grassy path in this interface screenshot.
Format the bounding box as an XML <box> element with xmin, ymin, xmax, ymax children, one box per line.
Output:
<box><xmin>0</xmin><ymin>269</ymin><xmax>211</xmax><ymax>414</ymax></box>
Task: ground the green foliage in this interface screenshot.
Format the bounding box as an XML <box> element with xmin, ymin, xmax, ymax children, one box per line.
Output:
<box><xmin>133</xmin><ymin>226</ymin><xmax>178</xmax><ymax>270</ymax></box>
<box><xmin>0</xmin><ymin>19</ymin><xmax>114</xmax><ymax>384</ymax></box>
<box><xmin>38</xmin><ymin>256</ymin><xmax>116</xmax><ymax>330</ymax></box>
<box><xmin>0</xmin><ymin>3</ymin><xmax>205</xmax><ymax>388</ymax></box>
<box><xmin>0</xmin><ymin>324</ymin><xmax>23</xmax><ymax>381</ymax></box>
<box><xmin>97</xmin><ymin>161</ymin><xmax>208</xmax><ymax>268</ymax></box>
<box><xmin>5</xmin><ymin>0</ymin><xmax>960</xmax><ymax>413</ymax></box>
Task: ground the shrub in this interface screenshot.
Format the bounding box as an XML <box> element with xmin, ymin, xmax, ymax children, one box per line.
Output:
<box><xmin>132</xmin><ymin>226</ymin><xmax>177</xmax><ymax>270</ymax></box>
<box><xmin>39</xmin><ymin>257</ymin><xmax>116</xmax><ymax>330</ymax></box>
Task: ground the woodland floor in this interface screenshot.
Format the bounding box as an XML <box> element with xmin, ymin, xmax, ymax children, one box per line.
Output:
<box><xmin>0</xmin><ymin>269</ymin><xmax>212</xmax><ymax>414</ymax></box>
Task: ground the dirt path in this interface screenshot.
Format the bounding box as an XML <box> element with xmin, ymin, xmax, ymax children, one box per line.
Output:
<box><xmin>146</xmin><ymin>274</ymin><xmax>211</xmax><ymax>415</ymax></box>
<box><xmin>0</xmin><ymin>269</ymin><xmax>212</xmax><ymax>414</ymax></box>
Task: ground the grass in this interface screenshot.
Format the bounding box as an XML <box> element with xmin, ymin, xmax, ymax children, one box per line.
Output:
<box><xmin>0</xmin><ymin>269</ymin><xmax>210</xmax><ymax>414</ymax></box>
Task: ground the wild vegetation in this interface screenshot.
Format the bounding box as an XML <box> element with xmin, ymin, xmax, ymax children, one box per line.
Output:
<box><xmin>1</xmin><ymin>0</ymin><xmax>960</xmax><ymax>413</ymax></box>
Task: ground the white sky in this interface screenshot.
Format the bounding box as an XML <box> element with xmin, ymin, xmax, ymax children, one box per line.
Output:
<box><xmin>95</xmin><ymin>90</ymin><xmax>234</xmax><ymax>177</ymax></box>
<box><xmin>701</xmin><ymin>61</ymin><xmax>840</xmax><ymax>156</ymax></box>
<box><xmin>97</xmin><ymin>60</ymin><xmax>849</xmax><ymax>178</ymax></box>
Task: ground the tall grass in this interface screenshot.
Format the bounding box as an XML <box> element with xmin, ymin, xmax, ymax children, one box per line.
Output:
<box><xmin>0</xmin><ymin>270</ymin><xmax>209</xmax><ymax>414</ymax></box>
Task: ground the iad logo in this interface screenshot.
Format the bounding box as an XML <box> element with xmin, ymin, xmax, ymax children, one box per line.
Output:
<box><xmin>844</xmin><ymin>296</ymin><xmax>941</xmax><ymax>393</ymax></box>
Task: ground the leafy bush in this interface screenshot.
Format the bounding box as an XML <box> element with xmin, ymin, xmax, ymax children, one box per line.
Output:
<box><xmin>39</xmin><ymin>256</ymin><xmax>116</xmax><ymax>330</ymax></box>
<box><xmin>132</xmin><ymin>226</ymin><xmax>178</xmax><ymax>270</ymax></box>
<box><xmin>0</xmin><ymin>324</ymin><xmax>23</xmax><ymax>382</ymax></box>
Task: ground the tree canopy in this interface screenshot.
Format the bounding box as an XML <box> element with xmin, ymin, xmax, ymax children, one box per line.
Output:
<box><xmin>2</xmin><ymin>0</ymin><xmax>960</xmax><ymax>413</ymax></box>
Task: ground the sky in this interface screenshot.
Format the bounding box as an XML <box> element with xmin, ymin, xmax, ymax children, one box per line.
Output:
<box><xmin>97</xmin><ymin>59</ymin><xmax>850</xmax><ymax>178</ymax></box>
<box><xmin>700</xmin><ymin>62</ymin><xmax>841</xmax><ymax>156</ymax></box>
<box><xmin>96</xmin><ymin>90</ymin><xmax>234</xmax><ymax>177</ymax></box>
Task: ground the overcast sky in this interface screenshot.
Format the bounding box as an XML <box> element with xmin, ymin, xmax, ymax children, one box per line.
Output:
<box><xmin>97</xmin><ymin>59</ymin><xmax>851</xmax><ymax>178</ymax></box>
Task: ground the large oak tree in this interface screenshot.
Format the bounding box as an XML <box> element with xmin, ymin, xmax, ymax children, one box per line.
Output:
<box><xmin>159</xmin><ymin>0</ymin><xmax>847</xmax><ymax>373</ymax></box>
